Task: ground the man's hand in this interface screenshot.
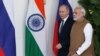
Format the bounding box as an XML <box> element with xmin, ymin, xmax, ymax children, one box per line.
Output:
<box><xmin>56</xmin><ymin>43</ymin><xmax>62</xmax><ymax>49</ymax></box>
<box><xmin>72</xmin><ymin>53</ymin><xmax>79</xmax><ymax>56</ymax></box>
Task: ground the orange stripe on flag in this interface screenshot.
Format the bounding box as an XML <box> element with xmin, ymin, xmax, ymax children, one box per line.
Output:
<box><xmin>35</xmin><ymin>0</ymin><xmax>45</xmax><ymax>18</ymax></box>
<box><xmin>0</xmin><ymin>48</ymin><xmax>5</xmax><ymax>56</ymax></box>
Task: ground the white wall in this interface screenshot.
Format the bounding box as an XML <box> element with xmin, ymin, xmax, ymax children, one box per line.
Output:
<box><xmin>13</xmin><ymin>0</ymin><xmax>79</xmax><ymax>56</ymax></box>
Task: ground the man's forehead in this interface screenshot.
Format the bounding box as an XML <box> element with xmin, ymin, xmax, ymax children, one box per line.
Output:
<box><xmin>59</xmin><ymin>6</ymin><xmax>67</xmax><ymax>9</ymax></box>
<box><xmin>74</xmin><ymin>8</ymin><xmax>81</xmax><ymax>12</ymax></box>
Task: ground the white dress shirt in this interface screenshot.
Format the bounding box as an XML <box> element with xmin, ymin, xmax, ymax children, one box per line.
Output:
<box><xmin>59</xmin><ymin>15</ymin><xmax>69</xmax><ymax>33</ymax></box>
<box><xmin>76</xmin><ymin>23</ymin><xmax>93</xmax><ymax>55</ymax></box>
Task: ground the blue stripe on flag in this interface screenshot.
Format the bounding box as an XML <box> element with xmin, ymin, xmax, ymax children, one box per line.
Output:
<box><xmin>0</xmin><ymin>0</ymin><xmax>16</xmax><ymax>56</ymax></box>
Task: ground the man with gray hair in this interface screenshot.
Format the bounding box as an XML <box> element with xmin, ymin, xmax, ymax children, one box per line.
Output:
<box><xmin>68</xmin><ymin>6</ymin><xmax>95</xmax><ymax>56</ymax></box>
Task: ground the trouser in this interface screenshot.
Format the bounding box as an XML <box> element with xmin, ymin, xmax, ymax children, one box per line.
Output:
<box><xmin>58</xmin><ymin>48</ymin><xmax>69</xmax><ymax>56</ymax></box>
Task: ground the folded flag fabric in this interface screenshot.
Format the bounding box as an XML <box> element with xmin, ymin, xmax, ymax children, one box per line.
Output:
<box><xmin>0</xmin><ymin>0</ymin><xmax>16</xmax><ymax>56</ymax></box>
<box><xmin>25</xmin><ymin>0</ymin><xmax>47</xmax><ymax>56</ymax></box>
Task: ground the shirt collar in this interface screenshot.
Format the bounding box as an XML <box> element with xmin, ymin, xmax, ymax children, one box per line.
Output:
<box><xmin>62</xmin><ymin>15</ymin><xmax>69</xmax><ymax>24</ymax></box>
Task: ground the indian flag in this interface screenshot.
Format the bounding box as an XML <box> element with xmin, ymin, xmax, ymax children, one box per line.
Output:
<box><xmin>25</xmin><ymin>0</ymin><xmax>46</xmax><ymax>56</ymax></box>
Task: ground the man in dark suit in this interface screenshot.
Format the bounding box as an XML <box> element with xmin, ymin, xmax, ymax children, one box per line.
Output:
<box><xmin>56</xmin><ymin>4</ymin><xmax>74</xmax><ymax>56</ymax></box>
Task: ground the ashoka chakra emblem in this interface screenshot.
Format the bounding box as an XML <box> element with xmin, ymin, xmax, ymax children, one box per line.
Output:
<box><xmin>27</xmin><ymin>14</ymin><xmax>45</xmax><ymax>32</ymax></box>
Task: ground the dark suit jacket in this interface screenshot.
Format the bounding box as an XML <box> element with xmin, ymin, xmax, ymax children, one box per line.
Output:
<box><xmin>58</xmin><ymin>16</ymin><xmax>74</xmax><ymax>56</ymax></box>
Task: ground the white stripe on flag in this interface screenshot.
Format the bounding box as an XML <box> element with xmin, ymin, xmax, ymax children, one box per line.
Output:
<box><xmin>3</xmin><ymin>0</ymin><xmax>15</xmax><ymax>27</ymax></box>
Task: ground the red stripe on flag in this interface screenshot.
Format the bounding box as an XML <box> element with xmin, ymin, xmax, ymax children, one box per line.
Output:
<box><xmin>53</xmin><ymin>20</ymin><xmax>59</xmax><ymax>56</ymax></box>
<box><xmin>35</xmin><ymin>0</ymin><xmax>45</xmax><ymax>18</ymax></box>
<box><xmin>0</xmin><ymin>48</ymin><xmax>5</xmax><ymax>56</ymax></box>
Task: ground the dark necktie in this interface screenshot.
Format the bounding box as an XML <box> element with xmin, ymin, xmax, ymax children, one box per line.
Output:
<box><xmin>59</xmin><ymin>20</ymin><xmax>64</xmax><ymax>33</ymax></box>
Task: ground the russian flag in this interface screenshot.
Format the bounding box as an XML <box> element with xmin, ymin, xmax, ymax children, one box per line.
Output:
<box><xmin>53</xmin><ymin>0</ymin><xmax>73</xmax><ymax>56</ymax></box>
<box><xmin>0</xmin><ymin>0</ymin><xmax>16</xmax><ymax>56</ymax></box>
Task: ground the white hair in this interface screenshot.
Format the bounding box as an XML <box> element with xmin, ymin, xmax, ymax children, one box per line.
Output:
<box><xmin>75</xmin><ymin>6</ymin><xmax>86</xmax><ymax>16</ymax></box>
<box><xmin>81</xmin><ymin>7</ymin><xmax>86</xmax><ymax>16</ymax></box>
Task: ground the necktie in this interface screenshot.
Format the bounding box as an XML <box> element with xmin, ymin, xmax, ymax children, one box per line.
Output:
<box><xmin>59</xmin><ymin>20</ymin><xmax>64</xmax><ymax>33</ymax></box>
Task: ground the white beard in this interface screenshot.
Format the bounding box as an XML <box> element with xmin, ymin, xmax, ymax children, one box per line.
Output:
<box><xmin>74</xmin><ymin>17</ymin><xmax>79</xmax><ymax>21</ymax></box>
<box><xmin>74</xmin><ymin>16</ymin><xmax>81</xmax><ymax>21</ymax></box>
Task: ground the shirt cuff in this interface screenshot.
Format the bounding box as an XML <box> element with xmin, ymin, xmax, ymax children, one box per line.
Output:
<box><xmin>76</xmin><ymin>50</ymin><xmax>81</xmax><ymax>56</ymax></box>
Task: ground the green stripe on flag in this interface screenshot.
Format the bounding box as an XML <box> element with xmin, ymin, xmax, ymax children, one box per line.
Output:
<box><xmin>25</xmin><ymin>27</ymin><xmax>43</xmax><ymax>56</ymax></box>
